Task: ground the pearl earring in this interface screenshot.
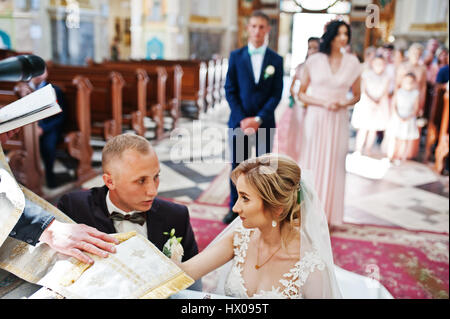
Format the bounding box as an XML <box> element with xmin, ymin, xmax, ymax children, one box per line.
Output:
<box><xmin>272</xmin><ymin>220</ymin><xmax>277</xmax><ymax>228</ymax></box>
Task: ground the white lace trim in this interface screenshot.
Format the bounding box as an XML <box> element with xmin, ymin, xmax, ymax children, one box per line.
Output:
<box><xmin>226</xmin><ymin>225</ymin><xmax>325</xmax><ymax>299</ymax></box>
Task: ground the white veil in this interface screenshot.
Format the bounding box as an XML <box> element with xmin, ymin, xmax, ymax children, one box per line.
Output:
<box><xmin>202</xmin><ymin>169</ymin><xmax>343</xmax><ymax>298</ymax></box>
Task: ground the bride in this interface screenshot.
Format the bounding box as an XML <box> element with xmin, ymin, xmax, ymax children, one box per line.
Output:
<box><xmin>178</xmin><ymin>153</ymin><xmax>344</xmax><ymax>298</ymax></box>
<box><xmin>177</xmin><ymin>154</ymin><xmax>392</xmax><ymax>298</ymax></box>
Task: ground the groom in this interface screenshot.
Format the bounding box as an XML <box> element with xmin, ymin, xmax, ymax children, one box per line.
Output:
<box><xmin>223</xmin><ymin>10</ymin><xmax>284</xmax><ymax>224</ymax></box>
<box><xmin>57</xmin><ymin>133</ymin><xmax>201</xmax><ymax>289</ymax></box>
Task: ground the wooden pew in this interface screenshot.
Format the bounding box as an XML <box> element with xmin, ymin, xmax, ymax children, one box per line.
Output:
<box><xmin>213</xmin><ymin>58</ymin><xmax>223</xmax><ymax>107</ymax></box>
<box><xmin>0</xmin><ymin>107</ymin><xmax>44</xmax><ymax>196</ymax></box>
<box><xmin>205</xmin><ymin>59</ymin><xmax>216</xmax><ymax>113</ymax></box>
<box><xmin>0</xmin><ymin>89</ymin><xmax>17</xmax><ymax>106</ymax></box>
<box><xmin>435</xmin><ymin>89</ymin><xmax>449</xmax><ymax>174</ymax></box>
<box><xmin>0</xmin><ymin>76</ymin><xmax>97</xmax><ymax>191</ymax></box>
<box><xmin>47</xmin><ymin>65</ymin><xmax>125</xmax><ymax>141</ymax></box>
<box><xmin>59</xmin><ymin>75</ymin><xmax>97</xmax><ymax>184</ymax></box>
<box><xmin>135</xmin><ymin>62</ymin><xmax>182</xmax><ymax>130</ymax></box>
<box><xmin>124</xmin><ymin>59</ymin><xmax>207</xmax><ymax>118</ymax></box>
<box><xmin>424</xmin><ymin>86</ymin><xmax>446</xmax><ymax>163</ymax></box>
<box><xmin>99</xmin><ymin>61</ymin><xmax>166</xmax><ymax>140</ymax></box>
<box><xmin>98</xmin><ymin>66</ymin><xmax>149</xmax><ymax>137</ymax></box>
<box><xmin>0</xmin><ymin>83</ymin><xmax>44</xmax><ymax>195</ymax></box>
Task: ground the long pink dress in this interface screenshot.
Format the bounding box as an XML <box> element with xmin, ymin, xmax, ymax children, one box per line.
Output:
<box><xmin>285</xmin><ymin>63</ymin><xmax>307</xmax><ymax>162</ymax></box>
<box><xmin>299</xmin><ymin>52</ymin><xmax>362</xmax><ymax>226</ymax></box>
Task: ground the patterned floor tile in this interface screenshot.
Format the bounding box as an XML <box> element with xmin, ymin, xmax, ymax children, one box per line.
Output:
<box><xmin>345</xmin><ymin>172</ymin><xmax>402</xmax><ymax>204</ymax></box>
<box><xmin>81</xmin><ymin>174</ymin><xmax>104</xmax><ymax>189</ymax></box>
<box><xmin>343</xmin><ymin>205</ymin><xmax>398</xmax><ymax>228</ymax></box>
<box><xmin>416</xmin><ymin>180</ymin><xmax>450</xmax><ymax>198</ymax></box>
<box><xmin>158</xmin><ymin>162</ymin><xmax>197</xmax><ymax>193</ymax></box>
<box><xmin>348</xmin><ymin>187</ymin><xmax>449</xmax><ymax>233</ymax></box>
<box><xmin>158</xmin><ymin>186</ymin><xmax>204</xmax><ymax>201</ymax></box>
<box><xmin>185</xmin><ymin>162</ymin><xmax>228</xmax><ymax>177</ymax></box>
<box><xmin>186</xmin><ymin>202</ymin><xmax>229</xmax><ymax>221</ymax></box>
<box><xmin>161</xmin><ymin>161</ymin><xmax>217</xmax><ymax>184</ymax></box>
<box><xmin>196</xmin><ymin>165</ymin><xmax>231</xmax><ymax>206</ymax></box>
<box><xmin>382</xmin><ymin>161</ymin><xmax>440</xmax><ymax>187</ymax></box>
<box><xmin>197</xmin><ymin>182</ymin><xmax>212</xmax><ymax>191</ymax></box>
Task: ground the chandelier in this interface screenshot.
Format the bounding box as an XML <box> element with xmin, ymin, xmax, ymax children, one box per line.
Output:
<box><xmin>292</xmin><ymin>0</ymin><xmax>342</xmax><ymax>12</ymax></box>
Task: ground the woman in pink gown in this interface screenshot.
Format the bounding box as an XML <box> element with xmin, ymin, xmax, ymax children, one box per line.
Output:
<box><xmin>297</xmin><ymin>20</ymin><xmax>362</xmax><ymax>226</ymax></box>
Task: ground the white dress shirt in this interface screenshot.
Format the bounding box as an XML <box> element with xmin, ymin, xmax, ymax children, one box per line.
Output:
<box><xmin>248</xmin><ymin>42</ymin><xmax>267</xmax><ymax>84</ymax></box>
<box><xmin>106</xmin><ymin>191</ymin><xmax>148</xmax><ymax>238</ymax></box>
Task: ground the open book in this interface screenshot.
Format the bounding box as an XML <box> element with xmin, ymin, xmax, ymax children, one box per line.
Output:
<box><xmin>0</xmin><ymin>84</ymin><xmax>62</xmax><ymax>134</ymax></box>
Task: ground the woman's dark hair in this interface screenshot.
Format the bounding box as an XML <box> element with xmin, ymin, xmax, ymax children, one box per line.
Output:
<box><xmin>319</xmin><ymin>20</ymin><xmax>351</xmax><ymax>55</ymax></box>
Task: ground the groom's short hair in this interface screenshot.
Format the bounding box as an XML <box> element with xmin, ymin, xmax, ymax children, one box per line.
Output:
<box><xmin>250</xmin><ymin>10</ymin><xmax>270</xmax><ymax>24</ymax></box>
<box><xmin>102</xmin><ymin>133</ymin><xmax>152</xmax><ymax>171</ymax></box>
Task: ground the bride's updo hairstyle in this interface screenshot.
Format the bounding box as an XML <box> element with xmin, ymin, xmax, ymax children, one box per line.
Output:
<box><xmin>231</xmin><ymin>154</ymin><xmax>302</xmax><ymax>242</ymax></box>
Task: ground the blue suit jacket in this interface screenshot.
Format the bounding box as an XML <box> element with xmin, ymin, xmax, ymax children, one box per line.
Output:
<box><xmin>225</xmin><ymin>46</ymin><xmax>283</xmax><ymax>129</ymax></box>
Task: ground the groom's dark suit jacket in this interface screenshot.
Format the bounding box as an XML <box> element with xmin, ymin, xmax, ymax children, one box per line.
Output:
<box><xmin>225</xmin><ymin>45</ymin><xmax>284</xmax><ymax>130</ymax></box>
<box><xmin>57</xmin><ymin>186</ymin><xmax>199</xmax><ymax>262</ymax></box>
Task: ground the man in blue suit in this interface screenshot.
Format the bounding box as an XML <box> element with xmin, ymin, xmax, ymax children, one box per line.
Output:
<box><xmin>223</xmin><ymin>10</ymin><xmax>284</xmax><ymax>224</ymax></box>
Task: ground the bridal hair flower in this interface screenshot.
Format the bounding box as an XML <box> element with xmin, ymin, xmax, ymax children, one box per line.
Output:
<box><xmin>163</xmin><ymin>228</ymin><xmax>184</xmax><ymax>262</ymax></box>
<box><xmin>264</xmin><ymin>65</ymin><xmax>275</xmax><ymax>80</ymax></box>
<box><xmin>297</xmin><ymin>182</ymin><xmax>305</xmax><ymax>205</ymax></box>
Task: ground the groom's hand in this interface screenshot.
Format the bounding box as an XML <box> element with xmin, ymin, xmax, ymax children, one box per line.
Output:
<box><xmin>240</xmin><ymin>117</ymin><xmax>260</xmax><ymax>135</ymax></box>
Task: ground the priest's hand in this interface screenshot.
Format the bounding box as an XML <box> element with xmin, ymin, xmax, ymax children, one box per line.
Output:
<box><xmin>39</xmin><ymin>220</ymin><xmax>119</xmax><ymax>264</ymax></box>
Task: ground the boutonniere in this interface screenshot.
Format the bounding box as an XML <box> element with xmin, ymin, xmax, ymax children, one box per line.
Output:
<box><xmin>264</xmin><ymin>65</ymin><xmax>275</xmax><ymax>80</ymax></box>
<box><xmin>163</xmin><ymin>228</ymin><xmax>184</xmax><ymax>262</ymax></box>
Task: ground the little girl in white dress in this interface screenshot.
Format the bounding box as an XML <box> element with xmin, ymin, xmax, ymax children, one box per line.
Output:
<box><xmin>388</xmin><ymin>72</ymin><xmax>420</xmax><ymax>163</ymax></box>
<box><xmin>351</xmin><ymin>55</ymin><xmax>390</xmax><ymax>156</ymax></box>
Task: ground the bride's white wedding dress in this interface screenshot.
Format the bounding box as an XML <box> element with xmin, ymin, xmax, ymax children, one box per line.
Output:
<box><xmin>220</xmin><ymin>224</ymin><xmax>393</xmax><ymax>299</ymax></box>
<box><xmin>224</xmin><ymin>225</ymin><xmax>326</xmax><ymax>299</ymax></box>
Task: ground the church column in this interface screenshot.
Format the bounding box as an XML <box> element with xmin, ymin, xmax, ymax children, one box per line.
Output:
<box><xmin>165</xmin><ymin>0</ymin><xmax>188</xmax><ymax>59</ymax></box>
<box><xmin>222</xmin><ymin>0</ymin><xmax>238</xmax><ymax>56</ymax></box>
<box><xmin>35</xmin><ymin>0</ymin><xmax>52</xmax><ymax>60</ymax></box>
<box><xmin>130</xmin><ymin>0</ymin><xmax>144</xmax><ymax>59</ymax></box>
<box><xmin>93</xmin><ymin>0</ymin><xmax>109</xmax><ymax>63</ymax></box>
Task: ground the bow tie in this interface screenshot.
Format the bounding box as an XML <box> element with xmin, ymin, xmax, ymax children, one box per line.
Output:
<box><xmin>248</xmin><ymin>46</ymin><xmax>265</xmax><ymax>56</ymax></box>
<box><xmin>109</xmin><ymin>211</ymin><xmax>146</xmax><ymax>226</ymax></box>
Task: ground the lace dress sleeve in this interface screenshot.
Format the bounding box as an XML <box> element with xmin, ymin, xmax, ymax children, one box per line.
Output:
<box><xmin>300</xmin><ymin>253</ymin><xmax>335</xmax><ymax>299</ymax></box>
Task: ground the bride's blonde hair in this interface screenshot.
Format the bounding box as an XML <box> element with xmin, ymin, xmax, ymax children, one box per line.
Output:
<box><xmin>231</xmin><ymin>154</ymin><xmax>302</xmax><ymax>246</ymax></box>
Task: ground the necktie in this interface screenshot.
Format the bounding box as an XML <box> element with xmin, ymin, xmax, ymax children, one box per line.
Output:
<box><xmin>110</xmin><ymin>211</ymin><xmax>146</xmax><ymax>226</ymax></box>
<box><xmin>248</xmin><ymin>46</ymin><xmax>265</xmax><ymax>56</ymax></box>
